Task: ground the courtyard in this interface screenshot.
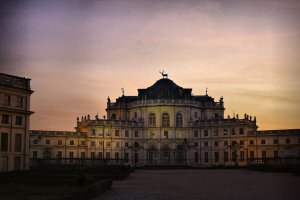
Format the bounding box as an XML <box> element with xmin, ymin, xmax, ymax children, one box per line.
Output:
<box><xmin>98</xmin><ymin>169</ymin><xmax>300</xmax><ymax>200</ymax></box>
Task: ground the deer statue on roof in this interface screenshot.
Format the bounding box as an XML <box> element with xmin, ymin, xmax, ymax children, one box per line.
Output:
<box><xmin>159</xmin><ymin>70</ymin><xmax>168</xmax><ymax>79</ymax></box>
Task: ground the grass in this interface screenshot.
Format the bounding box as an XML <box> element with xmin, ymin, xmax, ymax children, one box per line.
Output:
<box><xmin>0</xmin><ymin>166</ymin><xmax>132</xmax><ymax>200</ymax></box>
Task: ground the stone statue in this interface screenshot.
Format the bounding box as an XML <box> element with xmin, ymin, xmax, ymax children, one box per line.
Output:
<box><xmin>77</xmin><ymin>117</ymin><xmax>79</xmax><ymax>122</ymax></box>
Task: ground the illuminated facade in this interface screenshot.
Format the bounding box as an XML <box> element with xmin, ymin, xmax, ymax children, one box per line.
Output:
<box><xmin>29</xmin><ymin>75</ymin><xmax>300</xmax><ymax>167</ymax></box>
<box><xmin>0</xmin><ymin>73</ymin><xmax>34</xmax><ymax>172</ymax></box>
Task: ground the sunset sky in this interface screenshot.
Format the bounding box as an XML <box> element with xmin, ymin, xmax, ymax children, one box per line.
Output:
<box><xmin>1</xmin><ymin>0</ymin><xmax>300</xmax><ymax>131</ymax></box>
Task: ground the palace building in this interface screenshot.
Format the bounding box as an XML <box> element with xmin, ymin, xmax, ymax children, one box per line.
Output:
<box><xmin>0</xmin><ymin>73</ymin><xmax>34</xmax><ymax>172</ymax></box>
<box><xmin>29</xmin><ymin>74</ymin><xmax>300</xmax><ymax>167</ymax></box>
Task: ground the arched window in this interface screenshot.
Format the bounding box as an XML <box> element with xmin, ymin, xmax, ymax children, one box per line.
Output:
<box><xmin>149</xmin><ymin>113</ymin><xmax>156</xmax><ymax>126</ymax></box>
<box><xmin>162</xmin><ymin>112</ymin><xmax>170</xmax><ymax>127</ymax></box>
<box><xmin>134</xmin><ymin>141</ymin><xmax>139</xmax><ymax>148</ymax></box>
<box><xmin>176</xmin><ymin>112</ymin><xmax>183</xmax><ymax>127</ymax></box>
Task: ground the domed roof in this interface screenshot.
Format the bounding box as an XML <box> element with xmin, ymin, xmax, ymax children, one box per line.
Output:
<box><xmin>148</xmin><ymin>78</ymin><xmax>181</xmax><ymax>91</ymax></box>
<box><xmin>138</xmin><ymin>78</ymin><xmax>192</xmax><ymax>99</ymax></box>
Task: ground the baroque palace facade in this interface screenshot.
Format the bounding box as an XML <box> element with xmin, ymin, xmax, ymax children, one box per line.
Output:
<box><xmin>0</xmin><ymin>73</ymin><xmax>34</xmax><ymax>172</ymax></box>
<box><xmin>29</xmin><ymin>74</ymin><xmax>300</xmax><ymax>167</ymax></box>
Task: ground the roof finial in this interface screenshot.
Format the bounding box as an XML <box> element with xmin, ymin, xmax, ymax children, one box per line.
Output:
<box><xmin>205</xmin><ymin>85</ymin><xmax>208</xmax><ymax>96</ymax></box>
<box><xmin>159</xmin><ymin>70</ymin><xmax>168</xmax><ymax>79</ymax></box>
<box><xmin>121</xmin><ymin>88</ymin><xmax>124</xmax><ymax>96</ymax></box>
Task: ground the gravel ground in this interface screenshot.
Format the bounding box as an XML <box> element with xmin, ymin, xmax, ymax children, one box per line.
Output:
<box><xmin>96</xmin><ymin>169</ymin><xmax>300</xmax><ymax>200</ymax></box>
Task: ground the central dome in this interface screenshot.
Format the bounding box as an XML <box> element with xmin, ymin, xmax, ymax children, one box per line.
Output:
<box><xmin>149</xmin><ymin>78</ymin><xmax>181</xmax><ymax>91</ymax></box>
<box><xmin>138</xmin><ymin>78</ymin><xmax>192</xmax><ymax>99</ymax></box>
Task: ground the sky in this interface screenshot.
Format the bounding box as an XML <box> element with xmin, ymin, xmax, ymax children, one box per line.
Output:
<box><xmin>1</xmin><ymin>0</ymin><xmax>300</xmax><ymax>131</ymax></box>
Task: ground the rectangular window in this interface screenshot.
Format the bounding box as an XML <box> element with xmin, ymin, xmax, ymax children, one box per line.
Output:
<box><xmin>249</xmin><ymin>140</ymin><xmax>254</xmax><ymax>145</ymax></box>
<box><xmin>69</xmin><ymin>152</ymin><xmax>74</xmax><ymax>159</ymax></box>
<box><xmin>57</xmin><ymin>151</ymin><xmax>62</xmax><ymax>158</ymax></box>
<box><xmin>215</xmin><ymin>152</ymin><xmax>219</xmax><ymax>162</ymax></box>
<box><xmin>91</xmin><ymin>141</ymin><xmax>95</xmax><ymax>146</ymax></box>
<box><xmin>116</xmin><ymin>141</ymin><xmax>120</xmax><ymax>148</ymax></box>
<box><xmin>46</xmin><ymin>139</ymin><xmax>50</xmax><ymax>145</ymax></box>
<box><xmin>240</xmin><ymin>140</ymin><xmax>244</xmax><ymax>145</ymax></box>
<box><xmin>98</xmin><ymin>152</ymin><xmax>103</xmax><ymax>159</ymax></box>
<box><xmin>106</xmin><ymin>152</ymin><xmax>110</xmax><ymax>159</ymax></box>
<box><xmin>16</xmin><ymin>96</ymin><xmax>23</xmax><ymax>107</ymax></box>
<box><xmin>204</xmin><ymin>130</ymin><xmax>208</xmax><ymax>137</ymax></box>
<box><xmin>194</xmin><ymin>152</ymin><xmax>199</xmax><ymax>163</ymax></box>
<box><xmin>224</xmin><ymin>152</ymin><xmax>228</xmax><ymax>162</ymax></box>
<box><xmin>204</xmin><ymin>152</ymin><xmax>209</xmax><ymax>163</ymax></box>
<box><xmin>134</xmin><ymin>112</ymin><xmax>137</xmax><ymax>118</ymax></box>
<box><xmin>81</xmin><ymin>140</ymin><xmax>86</xmax><ymax>146</ymax></box>
<box><xmin>194</xmin><ymin>130</ymin><xmax>198</xmax><ymax>137</ymax></box>
<box><xmin>58</xmin><ymin>140</ymin><xmax>62</xmax><ymax>145</ymax></box>
<box><xmin>214</xmin><ymin>129</ymin><xmax>218</xmax><ymax>136</ymax></box>
<box><xmin>214</xmin><ymin>141</ymin><xmax>218</xmax><ymax>146</ymax></box>
<box><xmin>194</xmin><ymin>142</ymin><xmax>198</xmax><ymax>147</ymax></box>
<box><xmin>99</xmin><ymin>141</ymin><xmax>103</xmax><ymax>146</ymax></box>
<box><xmin>125</xmin><ymin>142</ymin><xmax>129</xmax><ymax>147</ymax></box>
<box><xmin>231</xmin><ymin>128</ymin><xmax>235</xmax><ymax>135</ymax></box>
<box><xmin>33</xmin><ymin>140</ymin><xmax>38</xmax><ymax>145</ymax></box>
<box><xmin>286</xmin><ymin>138</ymin><xmax>290</xmax><ymax>144</ymax></box>
<box><xmin>90</xmin><ymin>129</ymin><xmax>95</xmax><ymax>136</ymax></box>
<box><xmin>134</xmin><ymin>152</ymin><xmax>139</xmax><ymax>163</ymax></box>
<box><xmin>125</xmin><ymin>130</ymin><xmax>129</xmax><ymax>137</ymax></box>
<box><xmin>125</xmin><ymin>152</ymin><xmax>129</xmax><ymax>163</ymax></box>
<box><xmin>250</xmin><ymin>151</ymin><xmax>255</xmax><ymax>161</ymax></box>
<box><xmin>274</xmin><ymin>150</ymin><xmax>278</xmax><ymax>158</ymax></box>
<box><xmin>14</xmin><ymin>156</ymin><xmax>21</xmax><ymax>170</ymax></box>
<box><xmin>81</xmin><ymin>152</ymin><xmax>85</xmax><ymax>158</ymax></box>
<box><xmin>134</xmin><ymin>131</ymin><xmax>139</xmax><ymax>138</ymax></box>
<box><xmin>224</xmin><ymin>129</ymin><xmax>228</xmax><ymax>135</ymax></box>
<box><xmin>204</xmin><ymin>141</ymin><xmax>208</xmax><ymax>147</ymax></box>
<box><xmin>273</xmin><ymin>139</ymin><xmax>278</xmax><ymax>144</ymax></box>
<box><xmin>98</xmin><ymin>129</ymin><xmax>103</xmax><ymax>136</ymax></box>
<box><xmin>70</xmin><ymin>140</ymin><xmax>74</xmax><ymax>145</ymax></box>
<box><xmin>15</xmin><ymin>134</ymin><xmax>22</xmax><ymax>152</ymax></box>
<box><xmin>115</xmin><ymin>130</ymin><xmax>120</xmax><ymax>137</ymax></box>
<box><xmin>15</xmin><ymin>116</ymin><xmax>22</xmax><ymax>125</ymax></box>
<box><xmin>262</xmin><ymin>151</ymin><xmax>266</xmax><ymax>160</ymax></box>
<box><xmin>3</xmin><ymin>95</ymin><xmax>10</xmax><ymax>106</ymax></box>
<box><xmin>239</xmin><ymin>128</ymin><xmax>244</xmax><ymax>135</ymax></box>
<box><xmin>224</xmin><ymin>141</ymin><xmax>228</xmax><ymax>146</ymax></box>
<box><xmin>115</xmin><ymin>152</ymin><xmax>119</xmax><ymax>160</ymax></box>
<box><xmin>2</xmin><ymin>114</ymin><xmax>9</xmax><ymax>124</ymax></box>
<box><xmin>195</xmin><ymin>112</ymin><xmax>198</xmax><ymax>118</ymax></box>
<box><xmin>33</xmin><ymin>151</ymin><xmax>38</xmax><ymax>159</ymax></box>
<box><xmin>232</xmin><ymin>151</ymin><xmax>236</xmax><ymax>161</ymax></box>
<box><xmin>261</xmin><ymin>139</ymin><xmax>265</xmax><ymax>145</ymax></box>
<box><xmin>163</xmin><ymin>131</ymin><xmax>168</xmax><ymax>139</ymax></box>
<box><xmin>240</xmin><ymin>151</ymin><xmax>244</xmax><ymax>161</ymax></box>
<box><xmin>105</xmin><ymin>129</ymin><xmax>110</xmax><ymax>136</ymax></box>
<box><xmin>106</xmin><ymin>141</ymin><xmax>111</xmax><ymax>147</ymax></box>
<box><xmin>91</xmin><ymin>152</ymin><xmax>95</xmax><ymax>159</ymax></box>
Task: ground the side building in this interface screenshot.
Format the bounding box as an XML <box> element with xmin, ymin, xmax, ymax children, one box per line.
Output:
<box><xmin>29</xmin><ymin>75</ymin><xmax>300</xmax><ymax>167</ymax></box>
<box><xmin>0</xmin><ymin>73</ymin><xmax>34</xmax><ymax>172</ymax></box>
